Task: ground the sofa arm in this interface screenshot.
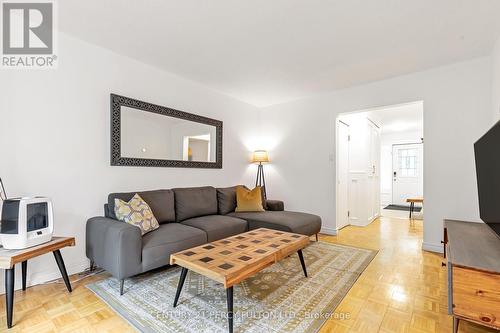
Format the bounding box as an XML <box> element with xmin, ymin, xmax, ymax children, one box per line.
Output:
<box><xmin>86</xmin><ymin>217</ymin><xmax>142</xmax><ymax>279</ymax></box>
<box><xmin>266</xmin><ymin>200</ymin><xmax>284</xmax><ymax>211</ymax></box>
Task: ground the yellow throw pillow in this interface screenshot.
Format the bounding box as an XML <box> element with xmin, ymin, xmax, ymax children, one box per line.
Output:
<box><xmin>114</xmin><ymin>194</ymin><xmax>160</xmax><ymax>235</ymax></box>
<box><xmin>235</xmin><ymin>186</ymin><xmax>265</xmax><ymax>212</ymax></box>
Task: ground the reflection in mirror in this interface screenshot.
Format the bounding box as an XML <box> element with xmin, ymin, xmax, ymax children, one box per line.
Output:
<box><xmin>120</xmin><ymin>106</ymin><xmax>216</xmax><ymax>162</ymax></box>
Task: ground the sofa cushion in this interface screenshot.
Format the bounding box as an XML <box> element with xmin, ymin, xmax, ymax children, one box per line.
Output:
<box><xmin>181</xmin><ymin>215</ymin><xmax>248</xmax><ymax>242</ymax></box>
<box><xmin>173</xmin><ymin>186</ymin><xmax>218</xmax><ymax>222</ymax></box>
<box><xmin>108</xmin><ymin>190</ymin><xmax>175</xmax><ymax>224</ymax></box>
<box><xmin>141</xmin><ymin>223</ymin><xmax>207</xmax><ymax>272</ymax></box>
<box><xmin>228</xmin><ymin>211</ymin><xmax>321</xmax><ymax>236</ymax></box>
<box><xmin>216</xmin><ymin>186</ymin><xmax>238</xmax><ymax>215</ymax></box>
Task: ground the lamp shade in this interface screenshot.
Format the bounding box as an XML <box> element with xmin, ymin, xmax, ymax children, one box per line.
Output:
<box><xmin>252</xmin><ymin>150</ymin><xmax>269</xmax><ymax>163</ymax></box>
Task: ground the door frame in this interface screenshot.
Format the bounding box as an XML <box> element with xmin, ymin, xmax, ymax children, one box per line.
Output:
<box><xmin>391</xmin><ymin>142</ymin><xmax>423</xmax><ymax>205</ymax></box>
<box><xmin>335</xmin><ymin>119</ymin><xmax>350</xmax><ymax>231</ymax></box>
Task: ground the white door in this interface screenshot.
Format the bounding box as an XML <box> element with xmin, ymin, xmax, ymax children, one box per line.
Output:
<box><xmin>392</xmin><ymin>143</ymin><xmax>423</xmax><ymax>205</ymax></box>
<box><xmin>336</xmin><ymin>120</ymin><xmax>350</xmax><ymax>230</ymax></box>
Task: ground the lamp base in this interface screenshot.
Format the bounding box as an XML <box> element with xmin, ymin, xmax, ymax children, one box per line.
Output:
<box><xmin>255</xmin><ymin>163</ymin><xmax>267</xmax><ymax>199</ymax></box>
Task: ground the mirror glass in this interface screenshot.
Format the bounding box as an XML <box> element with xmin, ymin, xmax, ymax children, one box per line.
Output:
<box><xmin>120</xmin><ymin>106</ymin><xmax>217</xmax><ymax>162</ymax></box>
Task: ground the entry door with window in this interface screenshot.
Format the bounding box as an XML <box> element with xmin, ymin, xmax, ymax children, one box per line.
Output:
<box><xmin>392</xmin><ymin>143</ymin><xmax>423</xmax><ymax>205</ymax></box>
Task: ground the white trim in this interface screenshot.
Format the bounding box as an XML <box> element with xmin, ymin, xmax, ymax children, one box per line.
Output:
<box><xmin>320</xmin><ymin>227</ymin><xmax>337</xmax><ymax>235</ymax></box>
<box><xmin>422</xmin><ymin>241</ymin><xmax>443</xmax><ymax>254</ymax></box>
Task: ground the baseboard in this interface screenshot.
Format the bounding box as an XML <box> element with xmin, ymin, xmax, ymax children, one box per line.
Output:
<box><xmin>320</xmin><ymin>227</ymin><xmax>337</xmax><ymax>235</ymax></box>
<box><xmin>422</xmin><ymin>242</ymin><xmax>444</xmax><ymax>254</ymax></box>
<box><xmin>0</xmin><ymin>258</ymin><xmax>90</xmax><ymax>295</ymax></box>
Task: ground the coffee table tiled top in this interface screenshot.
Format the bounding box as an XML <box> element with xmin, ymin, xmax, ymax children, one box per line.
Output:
<box><xmin>170</xmin><ymin>228</ymin><xmax>309</xmax><ymax>288</ymax></box>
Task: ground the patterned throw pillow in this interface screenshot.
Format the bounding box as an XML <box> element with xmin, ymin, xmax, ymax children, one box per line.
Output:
<box><xmin>114</xmin><ymin>194</ymin><xmax>159</xmax><ymax>235</ymax></box>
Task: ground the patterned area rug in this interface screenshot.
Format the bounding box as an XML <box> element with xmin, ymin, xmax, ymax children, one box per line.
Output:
<box><xmin>86</xmin><ymin>241</ymin><xmax>376</xmax><ymax>333</ymax></box>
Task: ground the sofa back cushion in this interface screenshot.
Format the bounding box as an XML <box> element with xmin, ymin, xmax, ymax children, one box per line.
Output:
<box><xmin>173</xmin><ymin>186</ymin><xmax>218</xmax><ymax>222</ymax></box>
<box><xmin>217</xmin><ymin>186</ymin><xmax>238</xmax><ymax>215</ymax></box>
<box><xmin>108</xmin><ymin>189</ymin><xmax>175</xmax><ymax>224</ymax></box>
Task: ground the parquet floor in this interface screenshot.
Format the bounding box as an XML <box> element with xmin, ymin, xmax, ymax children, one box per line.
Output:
<box><xmin>319</xmin><ymin>217</ymin><xmax>496</xmax><ymax>333</ymax></box>
<box><xmin>0</xmin><ymin>217</ymin><xmax>496</xmax><ymax>332</ymax></box>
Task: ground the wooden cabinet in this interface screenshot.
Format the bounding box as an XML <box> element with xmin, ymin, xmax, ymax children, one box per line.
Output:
<box><xmin>445</xmin><ymin>220</ymin><xmax>500</xmax><ymax>332</ymax></box>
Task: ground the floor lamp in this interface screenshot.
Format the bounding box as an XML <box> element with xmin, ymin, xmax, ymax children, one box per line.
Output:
<box><xmin>252</xmin><ymin>150</ymin><xmax>269</xmax><ymax>199</ymax></box>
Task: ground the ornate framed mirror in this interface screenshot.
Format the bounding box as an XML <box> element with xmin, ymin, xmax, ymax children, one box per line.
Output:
<box><xmin>110</xmin><ymin>94</ymin><xmax>223</xmax><ymax>168</ymax></box>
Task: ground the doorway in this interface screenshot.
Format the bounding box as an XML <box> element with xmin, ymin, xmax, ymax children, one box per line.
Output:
<box><xmin>336</xmin><ymin>120</ymin><xmax>350</xmax><ymax>230</ymax></box>
<box><xmin>335</xmin><ymin>101</ymin><xmax>424</xmax><ymax>231</ymax></box>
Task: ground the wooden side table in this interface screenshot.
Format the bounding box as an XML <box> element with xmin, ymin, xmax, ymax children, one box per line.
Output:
<box><xmin>0</xmin><ymin>237</ymin><xmax>75</xmax><ymax>328</ymax></box>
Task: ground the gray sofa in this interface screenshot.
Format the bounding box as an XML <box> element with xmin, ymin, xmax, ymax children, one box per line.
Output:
<box><xmin>86</xmin><ymin>186</ymin><xmax>321</xmax><ymax>294</ymax></box>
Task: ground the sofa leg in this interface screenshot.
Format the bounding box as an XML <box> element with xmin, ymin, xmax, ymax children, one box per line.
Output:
<box><xmin>120</xmin><ymin>279</ymin><xmax>124</xmax><ymax>295</ymax></box>
<box><xmin>89</xmin><ymin>260</ymin><xmax>95</xmax><ymax>272</ymax></box>
<box><xmin>315</xmin><ymin>234</ymin><xmax>319</xmax><ymax>242</ymax></box>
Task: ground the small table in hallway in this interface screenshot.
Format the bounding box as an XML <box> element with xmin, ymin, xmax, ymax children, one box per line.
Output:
<box><xmin>406</xmin><ymin>197</ymin><xmax>423</xmax><ymax>219</ymax></box>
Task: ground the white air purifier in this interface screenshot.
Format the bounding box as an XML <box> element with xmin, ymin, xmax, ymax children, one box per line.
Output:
<box><xmin>0</xmin><ymin>197</ymin><xmax>54</xmax><ymax>249</ymax></box>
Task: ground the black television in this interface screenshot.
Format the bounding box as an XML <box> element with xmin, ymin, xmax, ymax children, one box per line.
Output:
<box><xmin>474</xmin><ymin>120</ymin><xmax>500</xmax><ymax>238</ymax></box>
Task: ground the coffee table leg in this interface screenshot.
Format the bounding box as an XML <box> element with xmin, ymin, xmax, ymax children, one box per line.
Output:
<box><xmin>226</xmin><ymin>286</ymin><xmax>233</xmax><ymax>333</ymax></box>
<box><xmin>297</xmin><ymin>249</ymin><xmax>308</xmax><ymax>277</ymax></box>
<box><xmin>5</xmin><ymin>267</ymin><xmax>14</xmax><ymax>328</ymax></box>
<box><xmin>53</xmin><ymin>250</ymin><xmax>72</xmax><ymax>292</ymax></box>
<box><xmin>173</xmin><ymin>267</ymin><xmax>188</xmax><ymax>307</ymax></box>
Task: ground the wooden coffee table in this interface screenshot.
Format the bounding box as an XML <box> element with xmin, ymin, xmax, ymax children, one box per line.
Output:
<box><xmin>170</xmin><ymin>228</ymin><xmax>310</xmax><ymax>333</ymax></box>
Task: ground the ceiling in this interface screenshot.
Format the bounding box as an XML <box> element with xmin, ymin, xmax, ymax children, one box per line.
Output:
<box><xmin>59</xmin><ymin>1</ymin><xmax>500</xmax><ymax>107</ymax></box>
<box><xmin>366</xmin><ymin>102</ymin><xmax>423</xmax><ymax>134</ymax></box>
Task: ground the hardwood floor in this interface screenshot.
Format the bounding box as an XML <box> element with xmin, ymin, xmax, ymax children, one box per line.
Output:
<box><xmin>0</xmin><ymin>217</ymin><xmax>496</xmax><ymax>332</ymax></box>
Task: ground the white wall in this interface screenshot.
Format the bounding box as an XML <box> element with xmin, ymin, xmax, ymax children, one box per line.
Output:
<box><xmin>260</xmin><ymin>57</ymin><xmax>492</xmax><ymax>252</ymax></box>
<box><xmin>0</xmin><ymin>33</ymin><xmax>260</xmax><ymax>292</ymax></box>
<box><xmin>380</xmin><ymin>130</ymin><xmax>423</xmax><ymax>205</ymax></box>
<box><xmin>492</xmin><ymin>36</ymin><xmax>500</xmax><ymax>121</ymax></box>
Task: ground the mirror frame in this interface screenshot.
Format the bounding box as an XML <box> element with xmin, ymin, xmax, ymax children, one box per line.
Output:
<box><xmin>110</xmin><ymin>94</ymin><xmax>223</xmax><ymax>168</ymax></box>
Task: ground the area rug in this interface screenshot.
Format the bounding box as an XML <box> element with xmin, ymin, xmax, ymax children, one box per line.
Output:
<box><xmin>86</xmin><ymin>241</ymin><xmax>376</xmax><ymax>333</ymax></box>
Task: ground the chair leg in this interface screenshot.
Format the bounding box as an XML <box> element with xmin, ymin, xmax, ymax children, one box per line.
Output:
<box><xmin>89</xmin><ymin>260</ymin><xmax>95</xmax><ymax>272</ymax></box>
<box><xmin>315</xmin><ymin>233</ymin><xmax>319</xmax><ymax>242</ymax></box>
<box><xmin>120</xmin><ymin>279</ymin><xmax>125</xmax><ymax>296</ymax></box>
